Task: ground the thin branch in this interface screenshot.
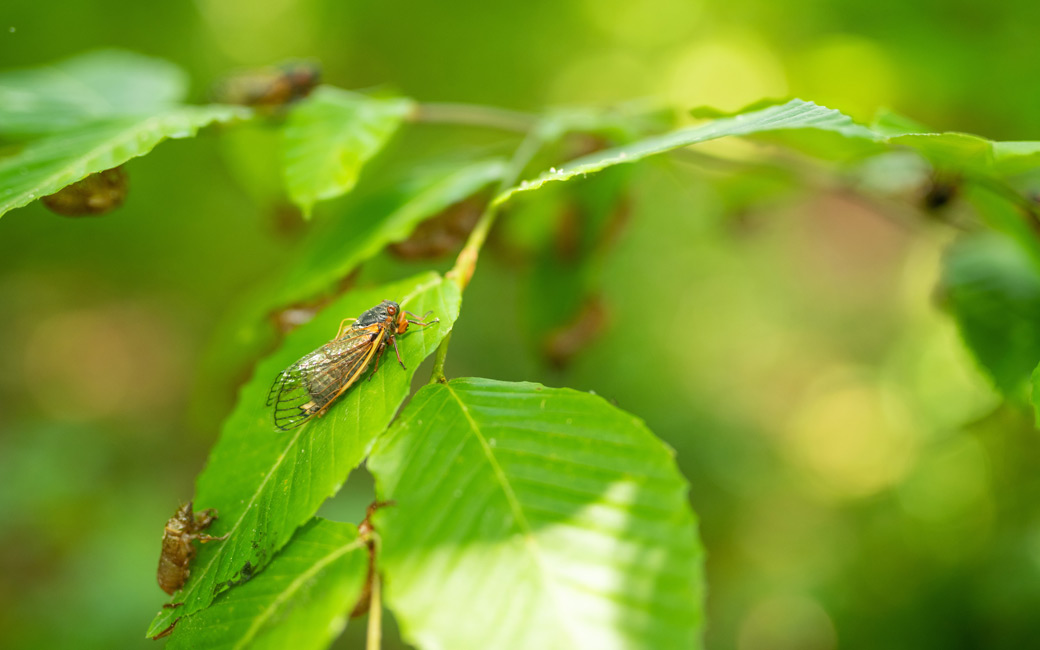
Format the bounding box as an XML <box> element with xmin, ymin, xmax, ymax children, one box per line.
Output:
<box><xmin>428</xmin><ymin>330</ymin><xmax>453</xmax><ymax>385</ymax></box>
<box><xmin>366</xmin><ymin>571</ymin><xmax>382</xmax><ymax>650</ymax></box>
<box><xmin>412</xmin><ymin>102</ymin><xmax>536</xmax><ymax>133</ymax></box>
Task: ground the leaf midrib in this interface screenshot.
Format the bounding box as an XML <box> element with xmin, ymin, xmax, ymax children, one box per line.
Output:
<box><xmin>442</xmin><ymin>382</ymin><xmax>580</xmax><ymax>649</ymax></box>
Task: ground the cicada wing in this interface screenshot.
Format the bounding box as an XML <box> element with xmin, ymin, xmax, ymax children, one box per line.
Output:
<box><xmin>304</xmin><ymin>328</ymin><xmax>386</xmax><ymax>406</ymax></box>
<box><xmin>268</xmin><ymin>365</ymin><xmax>317</xmax><ymax>430</ymax></box>
<box><xmin>267</xmin><ymin>326</ymin><xmax>385</xmax><ymax>431</ymax></box>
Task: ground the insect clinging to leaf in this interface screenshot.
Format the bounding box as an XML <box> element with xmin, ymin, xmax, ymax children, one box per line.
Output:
<box><xmin>156</xmin><ymin>502</ymin><xmax>228</xmax><ymax>597</ymax></box>
<box><xmin>266</xmin><ymin>300</ymin><xmax>438</xmax><ymax>430</ymax></box>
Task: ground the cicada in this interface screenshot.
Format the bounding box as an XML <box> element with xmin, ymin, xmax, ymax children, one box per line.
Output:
<box><xmin>157</xmin><ymin>502</ymin><xmax>228</xmax><ymax>596</ymax></box>
<box><xmin>266</xmin><ymin>300</ymin><xmax>437</xmax><ymax>430</ymax></box>
<box><xmin>211</xmin><ymin>60</ymin><xmax>320</xmax><ymax>109</ymax></box>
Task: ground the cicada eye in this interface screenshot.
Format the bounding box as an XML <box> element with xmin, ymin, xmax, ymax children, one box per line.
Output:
<box><xmin>387</xmin><ymin>304</ymin><xmax>397</xmax><ymax>315</ymax></box>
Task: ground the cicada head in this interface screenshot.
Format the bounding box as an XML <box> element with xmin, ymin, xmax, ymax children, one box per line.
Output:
<box><xmin>355</xmin><ymin>300</ymin><xmax>401</xmax><ymax>328</ymax></box>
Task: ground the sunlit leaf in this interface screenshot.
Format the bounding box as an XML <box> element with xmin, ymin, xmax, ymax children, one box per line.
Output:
<box><xmin>166</xmin><ymin>518</ymin><xmax>367</xmax><ymax>650</ymax></box>
<box><xmin>283</xmin><ymin>86</ymin><xmax>415</xmax><ymax>217</ymax></box>
<box><xmin>370</xmin><ymin>378</ymin><xmax>705</xmax><ymax>650</ymax></box>
<box><xmin>146</xmin><ymin>272</ymin><xmax>460</xmax><ymax>637</ymax></box>
<box><xmin>0</xmin><ymin>49</ymin><xmax>188</xmax><ymax>138</ymax></box>
<box><xmin>0</xmin><ymin>106</ymin><xmax>250</xmax><ymax>218</ymax></box>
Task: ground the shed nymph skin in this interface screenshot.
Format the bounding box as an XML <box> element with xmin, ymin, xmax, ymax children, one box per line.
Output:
<box><xmin>156</xmin><ymin>502</ymin><xmax>228</xmax><ymax>596</ymax></box>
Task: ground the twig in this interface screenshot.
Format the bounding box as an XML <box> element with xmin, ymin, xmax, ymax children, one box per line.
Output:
<box><xmin>366</xmin><ymin>572</ymin><xmax>382</xmax><ymax>650</ymax></box>
<box><xmin>412</xmin><ymin>102</ymin><xmax>536</xmax><ymax>134</ymax></box>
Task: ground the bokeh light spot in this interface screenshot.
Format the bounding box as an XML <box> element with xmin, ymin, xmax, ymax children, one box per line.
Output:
<box><xmin>792</xmin><ymin>35</ymin><xmax>898</xmax><ymax>121</ymax></box>
<box><xmin>663</xmin><ymin>35</ymin><xmax>788</xmax><ymax>112</ymax></box>
<box><xmin>581</xmin><ymin>0</ymin><xmax>704</xmax><ymax>49</ymax></box>
<box><xmin>784</xmin><ymin>372</ymin><xmax>918</xmax><ymax>501</ymax></box>
<box><xmin>737</xmin><ymin>594</ymin><xmax>837</xmax><ymax>650</ymax></box>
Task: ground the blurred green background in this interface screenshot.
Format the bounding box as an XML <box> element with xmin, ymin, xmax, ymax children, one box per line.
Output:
<box><xmin>2</xmin><ymin>1</ymin><xmax>1040</xmax><ymax>649</ymax></box>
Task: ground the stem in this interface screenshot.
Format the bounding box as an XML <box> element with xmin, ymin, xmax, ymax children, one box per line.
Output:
<box><xmin>366</xmin><ymin>571</ymin><xmax>382</xmax><ymax>650</ymax></box>
<box><xmin>428</xmin><ymin>330</ymin><xmax>453</xmax><ymax>384</ymax></box>
<box><xmin>412</xmin><ymin>102</ymin><xmax>536</xmax><ymax>134</ymax></box>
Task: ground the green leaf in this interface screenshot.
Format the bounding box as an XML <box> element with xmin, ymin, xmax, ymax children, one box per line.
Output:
<box><xmin>533</xmin><ymin>102</ymin><xmax>674</xmax><ymax>143</ymax></box>
<box><xmin>0</xmin><ymin>106</ymin><xmax>250</xmax><ymax>218</ymax></box>
<box><xmin>166</xmin><ymin>518</ymin><xmax>368</xmax><ymax>650</ymax></box>
<box><xmin>0</xmin><ymin>49</ymin><xmax>188</xmax><ymax>138</ymax></box>
<box><xmin>942</xmin><ymin>232</ymin><xmax>1040</xmax><ymax>396</ymax></box>
<box><xmin>283</xmin><ymin>86</ymin><xmax>415</xmax><ymax>217</ymax></box>
<box><xmin>869</xmin><ymin>107</ymin><xmax>932</xmax><ymax>137</ymax></box>
<box><xmin>370</xmin><ymin>378</ymin><xmax>704</xmax><ymax>650</ymax></box>
<box><xmin>273</xmin><ymin>157</ymin><xmax>506</xmax><ymax>307</ymax></box>
<box><xmin>499</xmin><ymin>99</ymin><xmax>1040</xmax><ymax>208</ymax></box>
<box><xmin>496</xmin><ymin>99</ymin><xmax>881</xmax><ymax>204</ymax></box>
<box><xmin>146</xmin><ymin>272</ymin><xmax>460</xmax><ymax>637</ymax></box>
<box><xmin>196</xmin><ymin>158</ymin><xmax>503</xmax><ymax>405</ymax></box>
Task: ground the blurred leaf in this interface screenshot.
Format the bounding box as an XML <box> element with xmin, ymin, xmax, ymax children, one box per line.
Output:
<box><xmin>166</xmin><ymin>518</ymin><xmax>367</xmax><ymax>650</ymax></box>
<box><xmin>0</xmin><ymin>106</ymin><xmax>250</xmax><ymax>218</ymax></box>
<box><xmin>870</xmin><ymin>108</ymin><xmax>932</xmax><ymax>136</ymax></box>
<box><xmin>218</xmin><ymin>122</ymin><xmax>287</xmax><ymax>205</ymax></box>
<box><xmin>535</xmin><ymin>102</ymin><xmax>674</xmax><ymax>143</ymax></box>
<box><xmin>146</xmin><ymin>273</ymin><xmax>460</xmax><ymax>637</ymax></box>
<box><xmin>987</xmin><ymin>141</ymin><xmax>1040</xmax><ymax>176</ymax></box>
<box><xmin>942</xmin><ymin>232</ymin><xmax>1040</xmax><ymax>396</ymax></box>
<box><xmin>370</xmin><ymin>378</ymin><xmax>704</xmax><ymax>650</ymax></box>
<box><xmin>0</xmin><ymin>49</ymin><xmax>188</xmax><ymax>138</ymax></box>
<box><xmin>965</xmin><ymin>185</ymin><xmax>1040</xmax><ymax>265</ymax></box>
<box><xmin>283</xmin><ymin>86</ymin><xmax>415</xmax><ymax>217</ymax></box>
<box><xmin>274</xmin><ymin>158</ymin><xmax>506</xmax><ymax>306</ymax></box>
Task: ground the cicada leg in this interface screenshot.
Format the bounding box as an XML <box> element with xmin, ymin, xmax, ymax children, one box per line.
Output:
<box><xmin>391</xmin><ymin>334</ymin><xmax>407</xmax><ymax>370</ymax></box>
<box><xmin>368</xmin><ymin>340</ymin><xmax>389</xmax><ymax>379</ymax></box>
<box><xmin>404</xmin><ymin>310</ymin><xmax>438</xmax><ymax>327</ymax></box>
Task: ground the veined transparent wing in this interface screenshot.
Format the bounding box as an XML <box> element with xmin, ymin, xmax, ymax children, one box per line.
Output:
<box><xmin>266</xmin><ymin>325</ymin><xmax>387</xmax><ymax>430</ymax></box>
